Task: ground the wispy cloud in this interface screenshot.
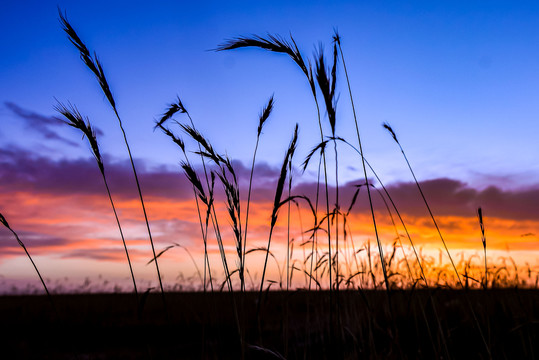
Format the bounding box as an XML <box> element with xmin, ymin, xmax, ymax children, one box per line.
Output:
<box><xmin>4</xmin><ymin>102</ymin><xmax>103</xmax><ymax>147</ymax></box>
<box><xmin>2</xmin><ymin>146</ymin><xmax>539</xmax><ymax>221</ymax></box>
<box><xmin>0</xmin><ymin>230</ymin><xmax>70</xmax><ymax>256</ymax></box>
<box><xmin>0</xmin><ymin>146</ymin><xmax>194</xmax><ymax>200</ymax></box>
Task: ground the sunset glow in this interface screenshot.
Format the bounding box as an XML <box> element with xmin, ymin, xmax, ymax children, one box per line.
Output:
<box><xmin>1</xmin><ymin>151</ymin><xmax>537</xmax><ymax>292</ymax></box>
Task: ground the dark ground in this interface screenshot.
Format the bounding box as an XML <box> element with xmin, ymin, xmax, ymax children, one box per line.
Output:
<box><xmin>1</xmin><ymin>289</ymin><xmax>538</xmax><ymax>359</ymax></box>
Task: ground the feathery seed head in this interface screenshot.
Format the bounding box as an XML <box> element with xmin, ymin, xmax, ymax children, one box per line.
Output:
<box><xmin>181</xmin><ymin>161</ymin><xmax>207</xmax><ymax>205</ymax></box>
<box><xmin>271</xmin><ymin>124</ymin><xmax>299</xmax><ymax>227</ymax></box>
<box><xmin>58</xmin><ymin>8</ymin><xmax>90</xmax><ymax>57</ymax></box>
<box><xmin>0</xmin><ymin>213</ymin><xmax>9</xmax><ymax>229</ymax></box>
<box><xmin>332</xmin><ymin>29</ymin><xmax>342</xmax><ymax>45</ymax></box>
<box><xmin>383</xmin><ymin>122</ymin><xmax>399</xmax><ymax>144</ymax></box>
<box><xmin>181</xmin><ymin>124</ymin><xmax>223</xmax><ymax>165</ymax></box>
<box><xmin>216</xmin><ymin>33</ymin><xmax>314</xmax><ymax>93</ymax></box>
<box><xmin>55</xmin><ymin>101</ymin><xmax>104</xmax><ymax>171</ymax></box>
<box><xmin>257</xmin><ymin>95</ymin><xmax>274</xmax><ymax>137</ymax></box>
<box><xmin>58</xmin><ymin>8</ymin><xmax>116</xmax><ymax>110</ymax></box>
<box><xmin>315</xmin><ymin>45</ymin><xmax>337</xmax><ymax>136</ymax></box>
<box><xmin>478</xmin><ymin>207</ymin><xmax>486</xmax><ymax>248</ymax></box>
<box><xmin>302</xmin><ymin>139</ymin><xmax>328</xmax><ymax>172</ymax></box>
<box><xmin>216</xmin><ymin>34</ymin><xmax>306</xmax><ymax>71</ymax></box>
<box><xmin>159</xmin><ymin>125</ymin><xmax>186</xmax><ymax>152</ymax></box>
<box><xmin>156</xmin><ymin>97</ymin><xmax>187</xmax><ymax>129</ymax></box>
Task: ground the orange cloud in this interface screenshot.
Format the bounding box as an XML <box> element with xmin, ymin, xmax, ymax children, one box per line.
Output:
<box><xmin>1</xmin><ymin>148</ymin><xmax>538</xmax><ymax>292</ymax></box>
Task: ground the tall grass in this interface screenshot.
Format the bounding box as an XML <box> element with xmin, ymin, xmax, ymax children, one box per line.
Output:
<box><xmin>217</xmin><ymin>33</ymin><xmax>335</xmax><ymax>298</ymax></box>
<box><xmin>58</xmin><ymin>9</ymin><xmax>166</xmax><ymax>308</ymax></box>
<box><xmin>245</xmin><ymin>95</ymin><xmax>274</xmax><ymax>292</ymax></box>
<box><xmin>383</xmin><ymin>122</ymin><xmax>491</xmax><ymax>356</ymax></box>
<box><xmin>155</xmin><ymin>119</ymin><xmax>214</xmax><ymax>292</ymax></box>
<box><xmin>258</xmin><ymin>124</ymin><xmax>299</xmax><ymax>302</ymax></box>
<box><xmin>314</xmin><ymin>42</ymin><xmax>341</xmax><ymax>290</ymax></box>
<box><xmin>334</xmin><ymin>32</ymin><xmax>389</xmax><ymax>294</ymax></box>
<box><xmin>155</xmin><ymin>98</ymin><xmax>217</xmax><ymax>292</ymax></box>
<box><xmin>383</xmin><ymin>122</ymin><xmax>462</xmax><ymax>287</ymax></box>
<box><xmin>0</xmin><ymin>213</ymin><xmax>53</xmax><ymax>308</ymax></box>
<box><xmin>477</xmin><ymin>207</ymin><xmax>488</xmax><ymax>289</ymax></box>
<box><xmin>55</xmin><ymin>101</ymin><xmax>138</xmax><ymax>298</ymax></box>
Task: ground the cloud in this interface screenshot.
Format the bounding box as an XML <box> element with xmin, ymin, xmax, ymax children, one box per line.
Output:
<box><xmin>377</xmin><ymin>178</ymin><xmax>539</xmax><ymax>221</ymax></box>
<box><xmin>4</xmin><ymin>101</ymin><xmax>103</xmax><ymax>147</ymax></box>
<box><xmin>2</xmin><ymin>146</ymin><xmax>538</xmax><ymax>222</ymax></box>
<box><xmin>1</xmin><ymin>147</ymin><xmax>538</xmax><ymax>274</ymax></box>
<box><xmin>0</xmin><ymin>229</ymin><xmax>70</xmax><ymax>255</ymax></box>
<box><xmin>0</xmin><ymin>147</ymin><xmax>194</xmax><ymax>201</ymax></box>
<box><xmin>291</xmin><ymin>176</ymin><xmax>539</xmax><ymax>222</ymax></box>
<box><xmin>61</xmin><ymin>248</ymin><xmax>134</xmax><ymax>262</ymax></box>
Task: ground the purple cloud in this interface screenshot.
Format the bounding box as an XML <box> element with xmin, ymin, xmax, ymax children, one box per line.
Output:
<box><xmin>1</xmin><ymin>145</ymin><xmax>538</xmax><ymax>223</ymax></box>
<box><xmin>0</xmin><ymin>147</ymin><xmax>194</xmax><ymax>200</ymax></box>
<box><xmin>0</xmin><ymin>229</ymin><xmax>70</xmax><ymax>255</ymax></box>
<box><xmin>341</xmin><ymin>178</ymin><xmax>539</xmax><ymax>221</ymax></box>
<box><xmin>61</xmin><ymin>248</ymin><xmax>132</xmax><ymax>261</ymax></box>
<box><xmin>4</xmin><ymin>101</ymin><xmax>103</xmax><ymax>147</ymax></box>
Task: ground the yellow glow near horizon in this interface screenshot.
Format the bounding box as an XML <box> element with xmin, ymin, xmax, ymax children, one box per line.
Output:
<box><xmin>1</xmin><ymin>189</ymin><xmax>538</xmax><ymax>293</ymax></box>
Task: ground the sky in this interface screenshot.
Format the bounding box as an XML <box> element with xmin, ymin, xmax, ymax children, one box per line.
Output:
<box><xmin>1</xmin><ymin>1</ymin><xmax>538</xmax><ymax>292</ymax></box>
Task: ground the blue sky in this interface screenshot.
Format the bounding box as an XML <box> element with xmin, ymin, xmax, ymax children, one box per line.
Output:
<box><xmin>2</xmin><ymin>1</ymin><xmax>539</xmax><ymax>190</ymax></box>
<box><xmin>1</xmin><ymin>1</ymin><xmax>539</xmax><ymax>291</ymax></box>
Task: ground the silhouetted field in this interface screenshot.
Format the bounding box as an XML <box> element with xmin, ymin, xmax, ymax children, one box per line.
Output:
<box><xmin>2</xmin><ymin>289</ymin><xmax>538</xmax><ymax>359</ymax></box>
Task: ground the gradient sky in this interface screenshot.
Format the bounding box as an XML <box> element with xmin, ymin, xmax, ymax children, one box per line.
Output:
<box><xmin>1</xmin><ymin>1</ymin><xmax>538</xmax><ymax>292</ymax></box>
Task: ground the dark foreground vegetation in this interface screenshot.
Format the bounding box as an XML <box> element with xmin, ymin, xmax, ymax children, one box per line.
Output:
<box><xmin>2</xmin><ymin>289</ymin><xmax>538</xmax><ymax>359</ymax></box>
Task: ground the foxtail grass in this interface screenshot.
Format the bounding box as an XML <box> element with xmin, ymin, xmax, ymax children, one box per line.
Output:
<box><xmin>258</xmin><ymin>124</ymin><xmax>298</xmax><ymax>315</ymax></box>
<box><xmin>156</xmin><ymin>97</ymin><xmax>216</xmax><ymax>291</ymax></box>
<box><xmin>244</xmin><ymin>95</ymin><xmax>274</xmax><ymax>292</ymax></box>
<box><xmin>55</xmin><ymin>101</ymin><xmax>138</xmax><ymax>298</ymax></box>
<box><xmin>216</xmin><ymin>33</ymin><xmax>334</xmax><ymax>298</ymax></box>
<box><xmin>58</xmin><ymin>9</ymin><xmax>166</xmax><ymax>310</ymax></box>
<box><xmin>477</xmin><ymin>207</ymin><xmax>487</xmax><ymax>289</ymax></box>
<box><xmin>314</xmin><ymin>42</ymin><xmax>341</xmax><ymax>291</ymax></box>
<box><xmin>179</xmin><ymin>128</ymin><xmax>245</xmax><ymax>355</ymax></box>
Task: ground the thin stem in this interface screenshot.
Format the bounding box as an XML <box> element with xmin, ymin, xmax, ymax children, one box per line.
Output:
<box><xmin>333</xmin><ymin>139</ymin><xmax>340</xmax><ymax>290</ymax></box>
<box><xmin>112</xmin><ymin>108</ymin><xmax>166</xmax><ymax>308</ymax></box>
<box><xmin>100</xmin><ymin>172</ymin><xmax>138</xmax><ymax>297</ymax></box>
<box><xmin>338</xmin><ymin>137</ymin><xmax>428</xmax><ymax>285</ymax></box>
<box><xmin>156</xmin><ymin>123</ymin><xmax>213</xmax><ymax>291</ymax></box>
<box><xmin>243</xmin><ymin>135</ymin><xmax>261</xmax><ymax>292</ymax></box>
<box><xmin>15</xmin><ymin>231</ymin><xmax>50</xmax><ymax>298</ymax></box>
<box><xmin>399</xmin><ymin>146</ymin><xmax>462</xmax><ymax>287</ymax></box>
<box><xmin>309</xmin><ymin>155</ymin><xmax>322</xmax><ymax>291</ymax></box>
<box><xmin>0</xmin><ymin>215</ymin><xmax>53</xmax><ymax>309</ymax></box>
<box><xmin>374</xmin><ymin>186</ymin><xmax>414</xmax><ymax>282</ymax></box>
<box><xmin>335</xmin><ymin>38</ymin><xmax>390</xmax><ymax>292</ymax></box>
<box><xmin>398</xmin><ymin>142</ymin><xmax>490</xmax><ymax>357</ymax></box>
<box><xmin>287</xmin><ymin>164</ymin><xmax>292</xmax><ymax>291</ymax></box>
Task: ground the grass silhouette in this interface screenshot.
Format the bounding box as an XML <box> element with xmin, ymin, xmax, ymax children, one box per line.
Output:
<box><xmin>55</xmin><ymin>101</ymin><xmax>139</xmax><ymax>299</ymax></box>
<box><xmin>58</xmin><ymin>8</ymin><xmax>166</xmax><ymax>310</ymax></box>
